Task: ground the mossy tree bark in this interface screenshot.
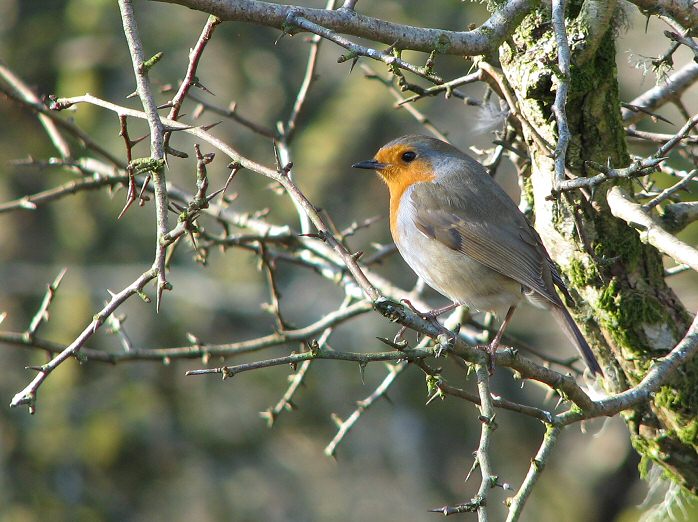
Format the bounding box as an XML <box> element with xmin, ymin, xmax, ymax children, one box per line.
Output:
<box><xmin>498</xmin><ymin>3</ymin><xmax>697</xmax><ymax>492</ymax></box>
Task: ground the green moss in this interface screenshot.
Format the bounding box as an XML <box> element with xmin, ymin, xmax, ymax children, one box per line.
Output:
<box><xmin>520</xmin><ymin>175</ymin><xmax>535</xmax><ymax>211</ymax></box>
<box><xmin>595</xmin><ymin>278</ymin><xmax>667</xmax><ymax>353</ymax></box>
<box><xmin>567</xmin><ymin>257</ymin><xmax>600</xmax><ymax>287</ymax></box>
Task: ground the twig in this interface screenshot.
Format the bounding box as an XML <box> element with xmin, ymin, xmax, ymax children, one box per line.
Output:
<box><xmin>661</xmin><ymin>201</ymin><xmax>698</xmax><ymax>233</ymax></box>
<box><xmin>2</xmin><ymin>299</ymin><xmax>373</xmax><ymax>364</ymax></box>
<box><xmin>626</xmin><ymin>127</ymin><xmax>698</xmax><ymax>144</ymax></box>
<box><xmin>664</xmin><ymin>29</ymin><xmax>698</xmax><ymax>59</ymax></box>
<box><xmin>186</xmin><ymin>346</ymin><xmax>428</xmax><ymax>377</ymax></box>
<box><xmin>360</xmin><ymin>64</ymin><xmax>449</xmax><ymax>142</ymax></box>
<box><xmin>324</xmin><ymin>361</ymin><xmax>407</xmax><ymax>458</ymax></box>
<box><xmin>642</xmin><ymin>169</ymin><xmax>697</xmax><ymax>210</ymax></box>
<box><xmin>0</xmin><ymin>172</ymin><xmax>130</xmax><ymax>213</ymax></box>
<box><xmin>474</xmin><ymin>364</ymin><xmax>497</xmax><ymax>522</ymax></box>
<box><xmin>551</xmin><ymin>0</ymin><xmax>571</xmax><ymax>188</ymax></box>
<box><xmin>0</xmin><ymin>85</ymin><xmax>125</xmax><ymax>167</ymax></box>
<box><xmin>607</xmin><ymin>185</ymin><xmax>698</xmax><ymax>272</ymax></box>
<box><xmin>10</xmin><ymin>270</ymin><xmax>157</xmax><ymax>412</ymax></box>
<box><xmin>622</xmin><ymin>103</ymin><xmax>674</xmax><ymax>125</ymax></box>
<box><xmin>188</xmin><ymin>93</ymin><xmax>277</xmax><ymax>138</ymax></box>
<box><xmin>118</xmin><ymin>0</ymin><xmax>170</xmax><ymax>311</ymax></box>
<box><xmin>622</xmin><ymin>62</ymin><xmax>698</xmax><ymax>124</ymax></box>
<box><xmin>156</xmin><ymin>0</ymin><xmax>535</xmax><ymax>56</ymax></box>
<box><xmin>435</xmin><ymin>379</ymin><xmax>553</xmax><ymax>423</ymax></box>
<box><xmin>275</xmin><ymin>0</ymin><xmax>335</xmax><ymax>236</ymax></box>
<box><xmin>553</xmin><ymin>112</ymin><xmax>698</xmax><ymax>195</ymax></box>
<box><xmin>0</xmin><ymin>63</ymin><xmax>71</xmax><ymax>158</ymax></box>
<box><xmin>284</xmin><ymin>1</ymin><xmax>335</xmax><ymax>140</ymax></box>
<box><xmin>286</xmin><ymin>13</ymin><xmax>443</xmax><ymax>84</ymax></box>
<box><xmin>164</xmin><ymin>15</ymin><xmax>221</xmax><ymax>154</ymax></box>
<box><xmin>166</xmin><ymin>15</ymin><xmax>220</xmax><ymax>123</ymax></box>
<box><xmin>396</xmin><ymin>71</ymin><xmax>482</xmax><ymax>105</ymax></box>
<box><xmin>26</xmin><ymin>269</ymin><xmax>68</xmax><ymax>340</ymax></box>
<box><xmin>505</xmin><ymin>425</ymin><xmax>561</xmax><ymax>522</ymax></box>
<box><xmin>626</xmin><ymin>0</ymin><xmax>698</xmax><ymax>29</ymax></box>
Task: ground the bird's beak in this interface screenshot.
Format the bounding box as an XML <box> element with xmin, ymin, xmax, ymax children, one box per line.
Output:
<box><xmin>352</xmin><ymin>159</ymin><xmax>387</xmax><ymax>171</ymax></box>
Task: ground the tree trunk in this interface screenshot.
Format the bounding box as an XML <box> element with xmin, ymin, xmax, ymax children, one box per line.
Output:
<box><xmin>498</xmin><ymin>4</ymin><xmax>697</xmax><ymax>492</ymax></box>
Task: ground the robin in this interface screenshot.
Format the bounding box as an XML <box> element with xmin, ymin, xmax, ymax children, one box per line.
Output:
<box><xmin>353</xmin><ymin>135</ymin><xmax>602</xmax><ymax>376</ymax></box>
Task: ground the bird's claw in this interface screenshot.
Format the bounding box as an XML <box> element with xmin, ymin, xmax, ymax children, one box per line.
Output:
<box><xmin>475</xmin><ymin>342</ymin><xmax>498</xmax><ymax>375</ymax></box>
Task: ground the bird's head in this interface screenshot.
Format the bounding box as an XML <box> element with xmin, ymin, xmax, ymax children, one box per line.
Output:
<box><xmin>352</xmin><ymin>135</ymin><xmax>465</xmax><ymax>196</ymax></box>
<box><xmin>352</xmin><ymin>135</ymin><xmax>436</xmax><ymax>191</ymax></box>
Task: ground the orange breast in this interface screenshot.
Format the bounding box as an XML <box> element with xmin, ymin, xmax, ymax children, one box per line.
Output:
<box><xmin>385</xmin><ymin>160</ymin><xmax>435</xmax><ymax>241</ymax></box>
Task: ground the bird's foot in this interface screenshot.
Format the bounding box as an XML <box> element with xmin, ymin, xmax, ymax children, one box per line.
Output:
<box><xmin>400</xmin><ymin>299</ymin><xmax>457</xmax><ymax>355</ymax></box>
<box><xmin>393</xmin><ymin>325</ymin><xmax>408</xmax><ymax>345</ymax></box>
<box><xmin>400</xmin><ymin>299</ymin><xmax>456</xmax><ymax>322</ymax></box>
<box><xmin>475</xmin><ymin>340</ymin><xmax>499</xmax><ymax>376</ymax></box>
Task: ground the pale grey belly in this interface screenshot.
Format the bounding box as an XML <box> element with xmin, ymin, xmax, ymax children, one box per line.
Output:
<box><xmin>396</xmin><ymin>222</ymin><xmax>522</xmax><ymax>315</ymax></box>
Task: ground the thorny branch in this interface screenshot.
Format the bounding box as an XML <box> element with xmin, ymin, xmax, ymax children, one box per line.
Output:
<box><xmin>3</xmin><ymin>1</ymin><xmax>698</xmax><ymax>518</ymax></box>
<box><xmin>551</xmin><ymin>0</ymin><xmax>571</xmax><ymax>189</ymax></box>
<box><xmin>118</xmin><ymin>0</ymin><xmax>170</xmax><ymax>311</ymax></box>
<box><xmin>154</xmin><ymin>0</ymin><xmax>536</xmax><ymax>56</ymax></box>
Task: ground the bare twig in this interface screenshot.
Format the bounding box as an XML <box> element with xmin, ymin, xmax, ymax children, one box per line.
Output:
<box><xmin>643</xmin><ymin>169</ymin><xmax>697</xmax><ymax>210</ymax></box>
<box><xmin>188</xmin><ymin>93</ymin><xmax>277</xmax><ymax>138</ymax></box>
<box><xmin>155</xmin><ymin>0</ymin><xmax>536</xmax><ymax>56</ymax></box>
<box><xmin>324</xmin><ymin>361</ymin><xmax>407</xmax><ymax>458</ymax></box>
<box><xmin>627</xmin><ymin>127</ymin><xmax>698</xmax><ymax>144</ymax></box>
<box><xmin>661</xmin><ymin>201</ymin><xmax>698</xmax><ymax>233</ymax></box>
<box><xmin>118</xmin><ymin>0</ymin><xmax>170</xmax><ymax>311</ymax></box>
<box><xmin>428</xmin><ymin>356</ymin><xmax>502</xmax><ymax>518</ymax></box>
<box><xmin>286</xmin><ymin>13</ymin><xmax>443</xmax><ymax>84</ymax></box>
<box><xmin>0</xmin><ymin>172</ymin><xmax>130</xmax><ymax>213</ymax></box>
<box><xmin>607</xmin><ymin>186</ymin><xmax>698</xmax><ymax>272</ymax></box>
<box><xmin>0</xmin><ymin>85</ymin><xmax>125</xmax><ymax>167</ymax></box>
<box><xmin>627</xmin><ymin>0</ymin><xmax>698</xmax><ymax>29</ymax></box>
<box><xmin>360</xmin><ymin>64</ymin><xmax>449</xmax><ymax>142</ymax></box>
<box><xmin>622</xmin><ymin>62</ymin><xmax>698</xmax><ymax>124</ymax></box>
<box><xmin>0</xmin><ymin>63</ymin><xmax>71</xmax><ymax>158</ymax></box>
<box><xmin>26</xmin><ymin>269</ymin><xmax>68</xmax><ymax>340</ymax></box>
<box><xmin>397</xmin><ymin>71</ymin><xmax>482</xmax><ymax>105</ymax></box>
<box><xmin>554</xmin><ymin>112</ymin><xmax>698</xmax><ymax>195</ymax></box>
<box><xmin>505</xmin><ymin>425</ymin><xmax>561</xmax><ymax>522</ymax></box>
<box><xmin>284</xmin><ymin>1</ymin><xmax>336</xmax><ymax>140</ymax></box>
<box><xmin>164</xmin><ymin>15</ymin><xmax>221</xmax><ymax>154</ymax></box>
<box><xmin>3</xmin><ymin>299</ymin><xmax>373</xmax><ymax>363</ymax></box>
<box><xmin>474</xmin><ymin>364</ymin><xmax>497</xmax><ymax>522</ymax></box>
<box><xmin>10</xmin><ymin>270</ymin><xmax>157</xmax><ymax>412</ymax></box>
<box><xmin>551</xmin><ymin>0</ymin><xmax>571</xmax><ymax>188</ymax></box>
<box><xmin>186</xmin><ymin>346</ymin><xmax>426</xmax><ymax>377</ymax></box>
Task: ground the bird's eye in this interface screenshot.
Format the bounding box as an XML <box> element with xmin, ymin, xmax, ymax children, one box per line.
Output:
<box><xmin>401</xmin><ymin>151</ymin><xmax>416</xmax><ymax>162</ymax></box>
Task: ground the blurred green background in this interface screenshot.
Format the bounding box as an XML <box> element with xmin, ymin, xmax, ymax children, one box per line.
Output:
<box><xmin>1</xmin><ymin>1</ymin><xmax>697</xmax><ymax>521</ymax></box>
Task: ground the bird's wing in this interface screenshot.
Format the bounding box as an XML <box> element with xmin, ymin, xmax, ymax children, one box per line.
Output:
<box><xmin>408</xmin><ymin>181</ymin><xmax>559</xmax><ymax>305</ymax></box>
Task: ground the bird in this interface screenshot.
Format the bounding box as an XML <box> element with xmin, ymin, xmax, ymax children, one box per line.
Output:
<box><xmin>352</xmin><ymin>135</ymin><xmax>602</xmax><ymax>376</ymax></box>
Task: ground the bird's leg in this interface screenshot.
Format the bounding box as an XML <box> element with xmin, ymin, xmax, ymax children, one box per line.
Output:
<box><xmin>399</xmin><ymin>299</ymin><xmax>458</xmax><ymax>349</ymax></box>
<box><xmin>483</xmin><ymin>305</ymin><xmax>516</xmax><ymax>375</ymax></box>
<box><xmin>401</xmin><ymin>299</ymin><xmax>457</xmax><ymax>322</ymax></box>
<box><xmin>393</xmin><ymin>325</ymin><xmax>408</xmax><ymax>344</ymax></box>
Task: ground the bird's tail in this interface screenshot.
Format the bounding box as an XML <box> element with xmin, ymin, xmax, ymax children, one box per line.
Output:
<box><xmin>551</xmin><ymin>305</ymin><xmax>603</xmax><ymax>376</ymax></box>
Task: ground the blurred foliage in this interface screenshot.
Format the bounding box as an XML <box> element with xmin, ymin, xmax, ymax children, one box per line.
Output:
<box><xmin>1</xmin><ymin>1</ymin><xmax>697</xmax><ymax>521</ymax></box>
